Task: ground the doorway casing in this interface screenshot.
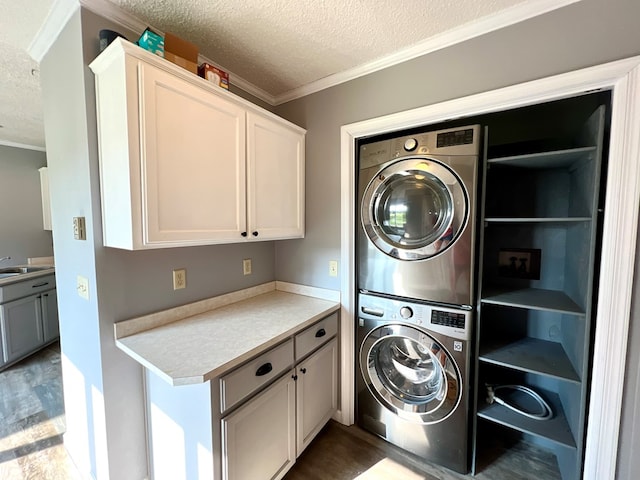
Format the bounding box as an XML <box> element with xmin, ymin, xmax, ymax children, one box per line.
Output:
<box><xmin>339</xmin><ymin>55</ymin><xmax>640</xmax><ymax>480</ymax></box>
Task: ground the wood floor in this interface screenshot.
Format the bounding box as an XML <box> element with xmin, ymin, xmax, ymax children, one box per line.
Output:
<box><xmin>1</xmin><ymin>343</ymin><xmax>560</xmax><ymax>480</ymax></box>
<box><xmin>0</xmin><ymin>342</ymin><xmax>81</xmax><ymax>480</ymax></box>
<box><xmin>285</xmin><ymin>420</ymin><xmax>561</xmax><ymax>480</ymax></box>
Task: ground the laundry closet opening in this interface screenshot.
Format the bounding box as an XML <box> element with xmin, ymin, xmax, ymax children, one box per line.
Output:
<box><xmin>354</xmin><ymin>89</ymin><xmax>611</xmax><ymax>480</ymax></box>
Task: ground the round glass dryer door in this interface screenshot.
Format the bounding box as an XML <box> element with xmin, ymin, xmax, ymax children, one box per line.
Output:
<box><xmin>360</xmin><ymin>324</ymin><xmax>461</xmax><ymax>424</ymax></box>
<box><xmin>361</xmin><ymin>158</ymin><xmax>468</xmax><ymax>260</ymax></box>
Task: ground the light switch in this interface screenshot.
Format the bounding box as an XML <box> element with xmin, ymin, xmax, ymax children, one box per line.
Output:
<box><xmin>73</xmin><ymin>217</ymin><xmax>86</xmax><ymax>240</ymax></box>
<box><xmin>329</xmin><ymin>260</ymin><xmax>338</xmax><ymax>277</ymax></box>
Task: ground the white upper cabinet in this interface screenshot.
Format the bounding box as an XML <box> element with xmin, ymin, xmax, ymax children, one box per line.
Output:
<box><xmin>89</xmin><ymin>38</ymin><xmax>305</xmax><ymax>250</ymax></box>
<box><xmin>247</xmin><ymin>112</ymin><xmax>305</xmax><ymax>240</ymax></box>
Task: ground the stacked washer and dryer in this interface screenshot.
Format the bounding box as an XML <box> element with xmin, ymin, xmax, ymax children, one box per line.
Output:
<box><xmin>356</xmin><ymin>125</ymin><xmax>481</xmax><ymax>473</ymax></box>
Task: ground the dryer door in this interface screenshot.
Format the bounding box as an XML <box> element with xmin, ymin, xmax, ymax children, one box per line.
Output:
<box><xmin>360</xmin><ymin>323</ymin><xmax>461</xmax><ymax>424</ymax></box>
<box><xmin>361</xmin><ymin>157</ymin><xmax>468</xmax><ymax>260</ymax></box>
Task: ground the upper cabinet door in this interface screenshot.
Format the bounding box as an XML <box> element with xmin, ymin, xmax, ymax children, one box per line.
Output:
<box><xmin>140</xmin><ymin>64</ymin><xmax>247</xmax><ymax>245</ymax></box>
<box><xmin>247</xmin><ymin>111</ymin><xmax>305</xmax><ymax>240</ymax></box>
<box><xmin>91</xmin><ymin>39</ymin><xmax>305</xmax><ymax>249</ymax></box>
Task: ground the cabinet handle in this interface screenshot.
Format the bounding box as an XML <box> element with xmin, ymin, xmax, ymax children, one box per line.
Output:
<box><xmin>315</xmin><ymin>328</ymin><xmax>326</xmax><ymax>338</ymax></box>
<box><xmin>252</xmin><ymin>231</ymin><xmax>259</xmax><ymax>237</ymax></box>
<box><xmin>32</xmin><ymin>282</ymin><xmax>49</xmax><ymax>288</ymax></box>
<box><xmin>301</xmin><ymin>368</ymin><xmax>307</xmax><ymax>374</ymax></box>
<box><xmin>255</xmin><ymin>362</ymin><xmax>273</xmax><ymax>376</ymax></box>
<box><xmin>292</xmin><ymin>374</ymin><xmax>298</xmax><ymax>381</ymax></box>
<box><xmin>241</xmin><ymin>232</ymin><xmax>247</xmax><ymax>237</ymax></box>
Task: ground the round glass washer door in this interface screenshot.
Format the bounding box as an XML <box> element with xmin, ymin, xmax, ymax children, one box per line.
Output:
<box><xmin>361</xmin><ymin>157</ymin><xmax>468</xmax><ymax>260</ymax></box>
<box><xmin>360</xmin><ymin>323</ymin><xmax>461</xmax><ymax>424</ymax></box>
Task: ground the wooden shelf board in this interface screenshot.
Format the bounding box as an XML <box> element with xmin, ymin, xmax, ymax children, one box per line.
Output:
<box><xmin>481</xmin><ymin>288</ymin><xmax>585</xmax><ymax>315</ymax></box>
<box><xmin>477</xmin><ymin>389</ymin><xmax>577</xmax><ymax>449</ymax></box>
<box><xmin>487</xmin><ymin>146</ymin><xmax>597</xmax><ymax>168</ymax></box>
<box><xmin>480</xmin><ymin>338</ymin><xmax>581</xmax><ymax>383</ymax></box>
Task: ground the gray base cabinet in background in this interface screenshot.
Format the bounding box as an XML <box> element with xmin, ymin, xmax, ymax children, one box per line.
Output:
<box><xmin>472</xmin><ymin>94</ymin><xmax>608</xmax><ymax>480</ymax></box>
<box><xmin>0</xmin><ymin>274</ymin><xmax>58</xmax><ymax>370</ymax></box>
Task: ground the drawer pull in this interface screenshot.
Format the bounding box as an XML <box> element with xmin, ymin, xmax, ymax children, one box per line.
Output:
<box><xmin>315</xmin><ymin>328</ymin><xmax>326</xmax><ymax>338</ymax></box>
<box><xmin>32</xmin><ymin>282</ymin><xmax>50</xmax><ymax>288</ymax></box>
<box><xmin>255</xmin><ymin>362</ymin><xmax>273</xmax><ymax>377</ymax></box>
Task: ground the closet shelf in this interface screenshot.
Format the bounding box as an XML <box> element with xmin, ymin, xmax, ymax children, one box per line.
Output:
<box><xmin>487</xmin><ymin>146</ymin><xmax>597</xmax><ymax>168</ymax></box>
<box><xmin>484</xmin><ymin>217</ymin><xmax>592</xmax><ymax>223</ymax></box>
<box><xmin>481</xmin><ymin>288</ymin><xmax>585</xmax><ymax>315</ymax></box>
<box><xmin>479</xmin><ymin>337</ymin><xmax>581</xmax><ymax>383</ymax></box>
<box><xmin>477</xmin><ymin>388</ymin><xmax>577</xmax><ymax>449</ymax></box>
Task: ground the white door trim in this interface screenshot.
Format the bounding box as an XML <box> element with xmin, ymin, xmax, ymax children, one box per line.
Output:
<box><xmin>340</xmin><ymin>55</ymin><xmax>640</xmax><ymax>480</ymax></box>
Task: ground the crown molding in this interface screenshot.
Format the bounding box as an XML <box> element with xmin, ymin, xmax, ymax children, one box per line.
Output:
<box><xmin>273</xmin><ymin>0</ymin><xmax>583</xmax><ymax>105</ymax></box>
<box><xmin>29</xmin><ymin>0</ymin><xmax>582</xmax><ymax>106</ymax></box>
<box><xmin>0</xmin><ymin>139</ymin><xmax>46</xmax><ymax>152</ymax></box>
<box><xmin>28</xmin><ymin>0</ymin><xmax>79</xmax><ymax>62</ymax></box>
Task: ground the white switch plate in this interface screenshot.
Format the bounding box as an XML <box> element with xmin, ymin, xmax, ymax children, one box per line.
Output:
<box><xmin>173</xmin><ymin>269</ymin><xmax>186</xmax><ymax>290</ymax></box>
<box><xmin>77</xmin><ymin>275</ymin><xmax>89</xmax><ymax>300</ymax></box>
<box><xmin>329</xmin><ymin>260</ymin><xmax>338</xmax><ymax>277</ymax></box>
<box><xmin>243</xmin><ymin>258</ymin><xmax>252</xmax><ymax>275</ymax></box>
<box><xmin>73</xmin><ymin>217</ymin><xmax>86</xmax><ymax>240</ymax></box>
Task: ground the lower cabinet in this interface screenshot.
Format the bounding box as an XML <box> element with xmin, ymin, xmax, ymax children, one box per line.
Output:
<box><xmin>1</xmin><ymin>295</ymin><xmax>43</xmax><ymax>364</ymax></box>
<box><xmin>296</xmin><ymin>338</ymin><xmax>338</xmax><ymax>455</ymax></box>
<box><xmin>222</xmin><ymin>373</ymin><xmax>296</xmax><ymax>480</ymax></box>
<box><xmin>145</xmin><ymin>312</ymin><xmax>339</xmax><ymax>480</ymax></box>
<box><xmin>0</xmin><ymin>275</ymin><xmax>58</xmax><ymax>368</ymax></box>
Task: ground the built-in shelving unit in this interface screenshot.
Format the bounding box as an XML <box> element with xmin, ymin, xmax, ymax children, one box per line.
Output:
<box><xmin>472</xmin><ymin>97</ymin><xmax>608</xmax><ymax>480</ymax></box>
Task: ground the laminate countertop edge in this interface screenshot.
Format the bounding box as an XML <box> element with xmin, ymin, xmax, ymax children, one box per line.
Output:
<box><xmin>114</xmin><ymin>282</ymin><xmax>340</xmax><ymax>386</ymax></box>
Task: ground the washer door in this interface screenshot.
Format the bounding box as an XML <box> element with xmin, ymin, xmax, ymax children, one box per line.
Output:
<box><xmin>360</xmin><ymin>323</ymin><xmax>461</xmax><ymax>424</ymax></box>
<box><xmin>361</xmin><ymin>157</ymin><xmax>468</xmax><ymax>260</ymax></box>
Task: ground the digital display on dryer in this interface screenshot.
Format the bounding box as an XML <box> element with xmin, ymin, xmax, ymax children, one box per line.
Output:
<box><xmin>431</xmin><ymin>310</ymin><xmax>466</xmax><ymax>329</ymax></box>
<box><xmin>436</xmin><ymin>128</ymin><xmax>474</xmax><ymax>147</ymax></box>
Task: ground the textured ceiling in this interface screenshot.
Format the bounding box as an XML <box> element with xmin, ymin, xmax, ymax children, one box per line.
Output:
<box><xmin>0</xmin><ymin>0</ymin><xmax>574</xmax><ymax>151</ymax></box>
<box><xmin>111</xmin><ymin>0</ymin><xmax>528</xmax><ymax>99</ymax></box>
<box><xmin>0</xmin><ymin>0</ymin><xmax>53</xmax><ymax>150</ymax></box>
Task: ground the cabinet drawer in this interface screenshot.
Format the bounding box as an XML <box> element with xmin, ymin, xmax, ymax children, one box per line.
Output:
<box><xmin>295</xmin><ymin>312</ymin><xmax>338</xmax><ymax>361</ymax></box>
<box><xmin>0</xmin><ymin>274</ymin><xmax>55</xmax><ymax>303</ymax></box>
<box><xmin>220</xmin><ymin>339</ymin><xmax>294</xmax><ymax>413</ymax></box>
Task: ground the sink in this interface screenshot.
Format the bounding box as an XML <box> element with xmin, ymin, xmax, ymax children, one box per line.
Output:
<box><xmin>0</xmin><ymin>273</ymin><xmax>20</xmax><ymax>279</ymax></box>
<box><xmin>0</xmin><ymin>266</ymin><xmax>52</xmax><ymax>274</ymax></box>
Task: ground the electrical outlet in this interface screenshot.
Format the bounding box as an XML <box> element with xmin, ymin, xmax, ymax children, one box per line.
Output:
<box><xmin>77</xmin><ymin>275</ymin><xmax>89</xmax><ymax>300</ymax></box>
<box><xmin>329</xmin><ymin>260</ymin><xmax>338</xmax><ymax>277</ymax></box>
<box><xmin>172</xmin><ymin>269</ymin><xmax>186</xmax><ymax>290</ymax></box>
<box><xmin>243</xmin><ymin>258</ymin><xmax>252</xmax><ymax>275</ymax></box>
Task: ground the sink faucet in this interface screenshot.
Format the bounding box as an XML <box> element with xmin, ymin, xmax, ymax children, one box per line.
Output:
<box><xmin>0</xmin><ymin>256</ymin><xmax>10</xmax><ymax>263</ymax></box>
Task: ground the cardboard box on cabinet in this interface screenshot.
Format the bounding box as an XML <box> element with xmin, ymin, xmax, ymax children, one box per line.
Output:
<box><xmin>137</xmin><ymin>28</ymin><xmax>164</xmax><ymax>57</ymax></box>
<box><xmin>164</xmin><ymin>32</ymin><xmax>198</xmax><ymax>74</ymax></box>
<box><xmin>198</xmin><ymin>63</ymin><xmax>229</xmax><ymax>89</ymax></box>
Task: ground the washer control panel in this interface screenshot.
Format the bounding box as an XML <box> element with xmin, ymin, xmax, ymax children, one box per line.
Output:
<box><xmin>358</xmin><ymin>292</ymin><xmax>471</xmax><ymax>341</ymax></box>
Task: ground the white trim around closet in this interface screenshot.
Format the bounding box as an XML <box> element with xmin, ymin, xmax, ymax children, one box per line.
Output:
<box><xmin>340</xmin><ymin>55</ymin><xmax>640</xmax><ymax>480</ymax></box>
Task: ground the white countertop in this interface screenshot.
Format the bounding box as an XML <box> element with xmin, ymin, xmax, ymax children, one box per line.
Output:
<box><xmin>115</xmin><ymin>283</ymin><xmax>340</xmax><ymax>386</ymax></box>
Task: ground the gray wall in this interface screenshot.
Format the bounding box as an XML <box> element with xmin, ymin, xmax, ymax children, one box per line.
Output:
<box><xmin>40</xmin><ymin>9</ymin><xmax>277</xmax><ymax>480</ymax></box>
<box><xmin>37</xmin><ymin>0</ymin><xmax>640</xmax><ymax>478</ymax></box>
<box><xmin>0</xmin><ymin>145</ymin><xmax>52</xmax><ymax>265</ymax></box>
<box><xmin>616</xmin><ymin>212</ymin><xmax>640</xmax><ymax>479</ymax></box>
<box><xmin>272</xmin><ymin>0</ymin><xmax>640</xmax><ymax>476</ymax></box>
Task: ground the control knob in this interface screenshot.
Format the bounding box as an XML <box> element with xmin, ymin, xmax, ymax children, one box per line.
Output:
<box><xmin>399</xmin><ymin>306</ymin><xmax>413</xmax><ymax>319</ymax></box>
<box><xmin>403</xmin><ymin>138</ymin><xmax>418</xmax><ymax>151</ymax></box>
